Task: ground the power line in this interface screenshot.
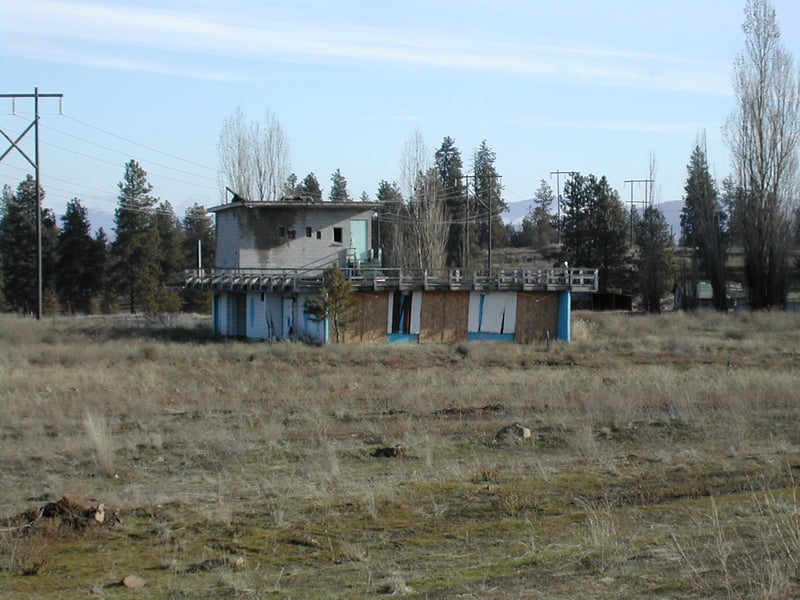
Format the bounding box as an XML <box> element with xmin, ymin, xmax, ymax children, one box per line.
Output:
<box><xmin>61</xmin><ymin>113</ymin><xmax>217</xmax><ymax>172</ymax></box>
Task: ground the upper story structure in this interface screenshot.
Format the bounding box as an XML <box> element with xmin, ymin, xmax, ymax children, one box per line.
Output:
<box><xmin>214</xmin><ymin>194</ymin><xmax>380</xmax><ymax>272</ymax></box>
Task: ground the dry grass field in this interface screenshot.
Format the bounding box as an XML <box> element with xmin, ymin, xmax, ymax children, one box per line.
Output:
<box><xmin>2</xmin><ymin>310</ymin><xmax>800</xmax><ymax>598</ymax></box>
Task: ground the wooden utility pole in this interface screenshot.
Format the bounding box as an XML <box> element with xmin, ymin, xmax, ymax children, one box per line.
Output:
<box><xmin>0</xmin><ymin>88</ymin><xmax>63</xmax><ymax>320</ymax></box>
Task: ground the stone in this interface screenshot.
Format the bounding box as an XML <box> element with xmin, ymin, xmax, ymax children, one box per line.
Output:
<box><xmin>121</xmin><ymin>574</ymin><xmax>146</xmax><ymax>589</ymax></box>
<box><xmin>493</xmin><ymin>423</ymin><xmax>533</xmax><ymax>445</ymax></box>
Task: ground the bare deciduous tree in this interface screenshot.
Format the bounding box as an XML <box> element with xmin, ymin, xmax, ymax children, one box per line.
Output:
<box><xmin>407</xmin><ymin>169</ymin><xmax>451</xmax><ymax>271</ymax></box>
<box><xmin>724</xmin><ymin>0</ymin><xmax>800</xmax><ymax>309</ymax></box>
<box><xmin>217</xmin><ymin>108</ymin><xmax>291</xmax><ymax>202</ymax></box>
<box><xmin>398</xmin><ymin>132</ymin><xmax>451</xmax><ymax>270</ymax></box>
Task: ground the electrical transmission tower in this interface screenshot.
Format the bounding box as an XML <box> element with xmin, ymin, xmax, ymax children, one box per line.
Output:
<box><xmin>624</xmin><ymin>179</ymin><xmax>654</xmax><ymax>244</ymax></box>
<box><xmin>0</xmin><ymin>88</ymin><xmax>64</xmax><ymax>320</ymax></box>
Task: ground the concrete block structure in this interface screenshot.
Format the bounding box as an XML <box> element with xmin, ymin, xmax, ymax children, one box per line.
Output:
<box><xmin>185</xmin><ymin>195</ymin><xmax>598</xmax><ymax>344</ymax></box>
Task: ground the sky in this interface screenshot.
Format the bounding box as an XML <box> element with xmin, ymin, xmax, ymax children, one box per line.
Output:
<box><xmin>3</xmin><ymin>0</ymin><xmax>800</xmax><ymax>233</ymax></box>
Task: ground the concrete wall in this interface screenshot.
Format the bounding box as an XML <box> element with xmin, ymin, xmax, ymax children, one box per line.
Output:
<box><xmin>214</xmin><ymin>204</ymin><xmax>375</xmax><ymax>271</ymax></box>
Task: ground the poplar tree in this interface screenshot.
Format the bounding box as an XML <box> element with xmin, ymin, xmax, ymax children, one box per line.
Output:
<box><xmin>724</xmin><ymin>0</ymin><xmax>800</xmax><ymax>308</ymax></box>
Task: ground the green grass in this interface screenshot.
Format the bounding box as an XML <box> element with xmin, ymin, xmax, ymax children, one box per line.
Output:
<box><xmin>2</xmin><ymin>311</ymin><xmax>800</xmax><ymax>598</ymax></box>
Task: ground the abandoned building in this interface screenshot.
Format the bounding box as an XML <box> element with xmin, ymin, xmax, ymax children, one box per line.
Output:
<box><xmin>184</xmin><ymin>195</ymin><xmax>598</xmax><ymax>344</ymax></box>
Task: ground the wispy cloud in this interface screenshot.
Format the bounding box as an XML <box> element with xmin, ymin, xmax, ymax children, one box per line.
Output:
<box><xmin>2</xmin><ymin>0</ymin><xmax>730</xmax><ymax>94</ymax></box>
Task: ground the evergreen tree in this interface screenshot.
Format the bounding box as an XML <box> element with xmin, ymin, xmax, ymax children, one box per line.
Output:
<box><xmin>681</xmin><ymin>143</ymin><xmax>728</xmax><ymax>311</ymax></box>
<box><xmin>112</xmin><ymin>160</ymin><xmax>162</xmax><ymax>314</ymax></box>
<box><xmin>635</xmin><ymin>206</ymin><xmax>674</xmax><ymax>313</ymax></box>
<box><xmin>435</xmin><ymin>137</ymin><xmax>467</xmax><ymax>267</ymax></box>
<box><xmin>520</xmin><ymin>180</ymin><xmax>556</xmax><ymax>248</ymax></box>
<box><xmin>376</xmin><ymin>180</ymin><xmax>406</xmax><ymax>268</ymax></box>
<box><xmin>283</xmin><ymin>173</ymin><xmax>298</xmax><ymax>197</ymax></box>
<box><xmin>561</xmin><ymin>173</ymin><xmax>629</xmax><ymax>293</ymax></box>
<box><xmin>471</xmin><ymin>141</ymin><xmax>507</xmax><ymax>264</ymax></box>
<box><xmin>181</xmin><ymin>203</ymin><xmax>215</xmax><ymax>313</ymax></box>
<box><xmin>0</xmin><ymin>176</ymin><xmax>58</xmax><ymax>314</ymax></box>
<box><xmin>306</xmin><ymin>263</ymin><xmax>357</xmax><ymax>343</ymax></box>
<box><xmin>154</xmin><ymin>200</ymin><xmax>185</xmax><ymax>283</ymax></box>
<box><xmin>329</xmin><ymin>169</ymin><xmax>351</xmax><ymax>202</ymax></box>
<box><xmin>296</xmin><ymin>172</ymin><xmax>322</xmax><ymax>201</ymax></box>
<box><xmin>56</xmin><ymin>198</ymin><xmax>102</xmax><ymax>313</ymax></box>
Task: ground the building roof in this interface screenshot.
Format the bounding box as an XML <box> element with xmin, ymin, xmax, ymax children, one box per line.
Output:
<box><xmin>209</xmin><ymin>197</ymin><xmax>381</xmax><ymax>213</ymax></box>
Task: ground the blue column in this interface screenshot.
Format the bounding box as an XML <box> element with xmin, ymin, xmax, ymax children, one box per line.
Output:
<box><xmin>557</xmin><ymin>291</ymin><xmax>571</xmax><ymax>341</ymax></box>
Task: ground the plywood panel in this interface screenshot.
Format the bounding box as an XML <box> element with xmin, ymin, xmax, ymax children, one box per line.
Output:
<box><xmin>419</xmin><ymin>291</ymin><xmax>469</xmax><ymax>343</ymax></box>
<box><xmin>350</xmin><ymin>292</ymin><xmax>389</xmax><ymax>344</ymax></box>
<box><xmin>515</xmin><ymin>292</ymin><xmax>559</xmax><ymax>343</ymax></box>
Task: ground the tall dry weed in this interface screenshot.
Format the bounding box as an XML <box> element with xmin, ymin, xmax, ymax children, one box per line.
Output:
<box><xmin>83</xmin><ymin>411</ymin><xmax>115</xmax><ymax>478</ymax></box>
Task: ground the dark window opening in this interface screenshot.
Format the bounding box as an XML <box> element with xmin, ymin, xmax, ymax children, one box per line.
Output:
<box><xmin>316</xmin><ymin>231</ymin><xmax>322</xmax><ymax>239</ymax></box>
<box><xmin>288</xmin><ymin>229</ymin><xmax>296</xmax><ymax>239</ymax></box>
<box><xmin>278</xmin><ymin>226</ymin><xmax>285</xmax><ymax>237</ymax></box>
<box><xmin>333</xmin><ymin>227</ymin><xmax>343</xmax><ymax>243</ymax></box>
<box><xmin>306</xmin><ymin>227</ymin><xmax>312</xmax><ymax>237</ymax></box>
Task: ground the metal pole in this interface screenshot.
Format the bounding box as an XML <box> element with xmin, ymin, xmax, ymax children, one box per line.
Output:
<box><xmin>0</xmin><ymin>88</ymin><xmax>63</xmax><ymax>320</ymax></box>
<box><xmin>550</xmin><ymin>170</ymin><xmax>577</xmax><ymax>245</ymax></box>
<box><xmin>35</xmin><ymin>88</ymin><xmax>42</xmax><ymax>320</ymax></box>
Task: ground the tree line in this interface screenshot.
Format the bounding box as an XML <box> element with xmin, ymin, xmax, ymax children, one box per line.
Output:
<box><xmin>0</xmin><ymin>160</ymin><xmax>215</xmax><ymax>316</ymax></box>
<box><xmin>2</xmin><ymin>0</ymin><xmax>798</xmax><ymax>316</ymax></box>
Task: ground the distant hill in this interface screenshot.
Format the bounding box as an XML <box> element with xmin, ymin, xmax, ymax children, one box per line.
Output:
<box><xmin>503</xmin><ymin>198</ymin><xmax>683</xmax><ymax>242</ymax></box>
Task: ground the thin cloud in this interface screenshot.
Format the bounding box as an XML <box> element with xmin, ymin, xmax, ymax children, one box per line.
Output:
<box><xmin>3</xmin><ymin>0</ymin><xmax>730</xmax><ymax>94</ymax></box>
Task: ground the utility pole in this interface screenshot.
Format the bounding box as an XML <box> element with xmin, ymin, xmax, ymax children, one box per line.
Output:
<box><xmin>550</xmin><ymin>170</ymin><xmax>577</xmax><ymax>245</ymax></box>
<box><xmin>463</xmin><ymin>174</ymin><xmax>472</xmax><ymax>270</ymax></box>
<box><xmin>0</xmin><ymin>88</ymin><xmax>63</xmax><ymax>320</ymax></box>
<box><xmin>473</xmin><ymin>174</ymin><xmax>501</xmax><ymax>274</ymax></box>
<box><xmin>624</xmin><ymin>179</ymin><xmax>653</xmax><ymax>244</ymax></box>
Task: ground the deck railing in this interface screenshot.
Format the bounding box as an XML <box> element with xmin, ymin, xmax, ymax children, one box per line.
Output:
<box><xmin>184</xmin><ymin>267</ymin><xmax>599</xmax><ymax>293</ymax></box>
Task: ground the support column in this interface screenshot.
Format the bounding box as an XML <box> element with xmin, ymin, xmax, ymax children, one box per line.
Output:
<box><xmin>557</xmin><ymin>291</ymin><xmax>571</xmax><ymax>342</ymax></box>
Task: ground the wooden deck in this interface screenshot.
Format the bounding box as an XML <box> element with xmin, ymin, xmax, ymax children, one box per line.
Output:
<box><xmin>184</xmin><ymin>267</ymin><xmax>599</xmax><ymax>294</ymax></box>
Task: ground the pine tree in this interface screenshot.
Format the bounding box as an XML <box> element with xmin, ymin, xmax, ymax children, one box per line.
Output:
<box><xmin>520</xmin><ymin>180</ymin><xmax>556</xmax><ymax>248</ymax></box>
<box><xmin>181</xmin><ymin>203</ymin><xmax>215</xmax><ymax>313</ymax></box>
<box><xmin>56</xmin><ymin>198</ymin><xmax>100</xmax><ymax>314</ymax></box>
<box><xmin>296</xmin><ymin>173</ymin><xmax>322</xmax><ymax>201</ymax></box>
<box><xmin>681</xmin><ymin>143</ymin><xmax>728</xmax><ymax>311</ymax></box>
<box><xmin>635</xmin><ymin>206</ymin><xmax>674</xmax><ymax>313</ymax></box>
<box><xmin>435</xmin><ymin>137</ymin><xmax>466</xmax><ymax>267</ymax></box>
<box><xmin>329</xmin><ymin>169</ymin><xmax>351</xmax><ymax>203</ymax></box>
<box><xmin>306</xmin><ymin>263</ymin><xmax>357</xmax><ymax>343</ymax></box>
<box><xmin>561</xmin><ymin>174</ymin><xmax>629</xmax><ymax>293</ymax></box>
<box><xmin>112</xmin><ymin>160</ymin><xmax>162</xmax><ymax>314</ymax></box>
<box><xmin>0</xmin><ymin>176</ymin><xmax>58</xmax><ymax>314</ymax></box>
<box><xmin>154</xmin><ymin>200</ymin><xmax>185</xmax><ymax>283</ymax></box>
<box><xmin>376</xmin><ymin>180</ymin><xmax>406</xmax><ymax>268</ymax></box>
<box><xmin>471</xmin><ymin>141</ymin><xmax>507</xmax><ymax>264</ymax></box>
